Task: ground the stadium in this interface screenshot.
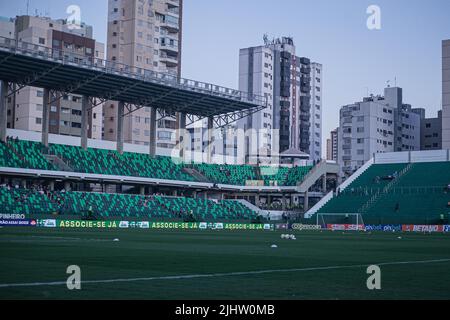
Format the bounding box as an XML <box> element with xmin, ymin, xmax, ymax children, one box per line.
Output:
<box><xmin>0</xmin><ymin>1</ymin><xmax>449</xmax><ymax>302</ymax></box>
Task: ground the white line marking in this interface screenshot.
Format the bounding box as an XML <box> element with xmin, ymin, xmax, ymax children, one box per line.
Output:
<box><xmin>0</xmin><ymin>258</ymin><xmax>449</xmax><ymax>289</ymax></box>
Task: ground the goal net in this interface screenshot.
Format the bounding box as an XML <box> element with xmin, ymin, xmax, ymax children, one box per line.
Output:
<box><xmin>316</xmin><ymin>213</ymin><xmax>365</xmax><ymax>229</ymax></box>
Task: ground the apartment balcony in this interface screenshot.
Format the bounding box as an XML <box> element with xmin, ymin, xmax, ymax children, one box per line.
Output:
<box><xmin>300</xmin><ymin>121</ymin><xmax>311</xmax><ymax>128</ymax></box>
<box><xmin>160</xmin><ymin>38</ymin><xmax>179</xmax><ymax>54</ymax></box>
<box><xmin>342</xmin><ymin>116</ymin><xmax>352</xmax><ymax>124</ymax></box>
<box><xmin>159</xmin><ymin>53</ymin><xmax>178</xmax><ymax>67</ymax></box>
<box><xmin>300</xmin><ymin>85</ymin><xmax>311</xmax><ymax>93</ymax></box>
<box><xmin>160</xmin><ymin>18</ymin><xmax>179</xmax><ymax>33</ymax></box>
<box><xmin>300</xmin><ymin>66</ymin><xmax>311</xmax><ymax>74</ymax></box>
<box><xmin>167</xmin><ymin>7</ymin><xmax>180</xmax><ymax>16</ymax></box>
<box><xmin>300</xmin><ymin>114</ymin><xmax>310</xmax><ymax>122</ymax></box>
<box><xmin>301</xmin><ymin>75</ymin><xmax>311</xmax><ymax>83</ymax></box>
<box><xmin>167</xmin><ymin>0</ymin><xmax>180</xmax><ymax>7</ymax></box>
<box><xmin>300</xmin><ymin>104</ymin><xmax>310</xmax><ymax>112</ymax></box>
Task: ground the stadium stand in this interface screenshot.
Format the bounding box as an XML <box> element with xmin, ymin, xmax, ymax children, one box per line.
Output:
<box><xmin>0</xmin><ymin>139</ymin><xmax>315</xmax><ymax>186</ymax></box>
<box><xmin>49</xmin><ymin>144</ymin><xmax>126</xmax><ymax>176</ymax></box>
<box><xmin>122</xmin><ymin>152</ymin><xmax>195</xmax><ymax>181</ymax></box>
<box><xmin>260</xmin><ymin>166</ymin><xmax>290</xmax><ymax>186</ymax></box>
<box><xmin>0</xmin><ymin>141</ymin><xmax>25</xmax><ymax>168</ymax></box>
<box><xmin>192</xmin><ymin>163</ymin><xmax>258</xmax><ymax>185</ymax></box>
<box><xmin>260</xmin><ymin>166</ymin><xmax>313</xmax><ymax>186</ymax></box>
<box><xmin>8</xmin><ymin>139</ymin><xmax>56</xmax><ymax>171</ymax></box>
<box><xmin>316</xmin><ymin>162</ymin><xmax>450</xmax><ymax>224</ymax></box>
<box><xmin>0</xmin><ymin>186</ymin><xmax>56</xmax><ymax>215</ymax></box>
<box><xmin>285</xmin><ymin>166</ymin><xmax>314</xmax><ymax>186</ymax></box>
<box><xmin>0</xmin><ymin>186</ymin><xmax>259</xmax><ymax>221</ymax></box>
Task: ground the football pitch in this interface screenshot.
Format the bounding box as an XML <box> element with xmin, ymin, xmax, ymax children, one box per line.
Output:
<box><xmin>0</xmin><ymin>227</ymin><xmax>449</xmax><ymax>300</ymax></box>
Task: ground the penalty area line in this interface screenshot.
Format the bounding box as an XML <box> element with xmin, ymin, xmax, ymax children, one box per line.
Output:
<box><xmin>0</xmin><ymin>258</ymin><xmax>449</xmax><ymax>289</ymax></box>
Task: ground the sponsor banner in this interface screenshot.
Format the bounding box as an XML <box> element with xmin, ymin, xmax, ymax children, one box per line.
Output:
<box><xmin>36</xmin><ymin>219</ymin><xmax>57</xmax><ymax>228</ymax></box>
<box><xmin>365</xmin><ymin>225</ymin><xmax>402</xmax><ymax>232</ymax></box>
<box><xmin>119</xmin><ymin>221</ymin><xmax>129</xmax><ymax>229</ymax></box>
<box><xmin>151</xmin><ymin>222</ymin><xmax>200</xmax><ymax>230</ymax></box>
<box><xmin>223</xmin><ymin>223</ymin><xmax>268</xmax><ymax>230</ymax></box>
<box><xmin>58</xmin><ymin>220</ymin><xmax>120</xmax><ymax>228</ymax></box>
<box><xmin>213</xmin><ymin>223</ymin><xmax>224</xmax><ymax>230</ymax></box>
<box><xmin>0</xmin><ymin>219</ymin><xmax>37</xmax><ymax>227</ymax></box>
<box><xmin>444</xmin><ymin>225</ymin><xmax>450</xmax><ymax>233</ymax></box>
<box><xmin>290</xmin><ymin>223</ymin><xmax>322</xmax><ymax>231</ymax></box>
<box><xmin>0</xmin><ymin>213</ymin><xmax>26</xmax><ymax>220</ymax></box>
<box><xmin>33</xmin><ymin>220</ymin><xmax>274</xmax><ymax>231</ymax></box>
<box><xmin>402</xmin><ymin>225</ymin><xmax>444</xmax><ymax>233</ymax></box>
<box><xmin>275</xmin><ymin>223</ymin><xmax>288</xmax><ymax>230</ymax></box>
<box><xmin>199</xmin><ymin>222</ymin><xmax>224</xmax><ymax>230</ymax></box>
<box><xmin>137</xmin><ymin>221</ymin><xmax>150</xmax><ymax>229</ymax></box>
<box><xmin>327</xmin><ymin>224</ymin><xmax>365</xmax><ymax>231</ymax></box>
<box><xmin>124</xmin><ymin>221</ymin><xmax>150</xmax><ymax>229</ymax></box>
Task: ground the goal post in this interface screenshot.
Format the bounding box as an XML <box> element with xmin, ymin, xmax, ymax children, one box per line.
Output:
<box><xmin>316</xmin><ymin>213</ymin><xmax>365</xmax><ymax>229</ymax></box>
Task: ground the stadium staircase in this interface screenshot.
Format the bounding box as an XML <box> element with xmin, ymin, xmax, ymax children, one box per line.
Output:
<box><xmin>182</xmin><ymin>167</ymin><xmax>210</xmax><ymax>183</ymax></box>
<box><xmin>297</xmin><ymin>160</ymin><xmax>338</xmax><ymax>192</ymax></box>
<box><xmin>43</xmin><ymin>154</ymin><xmax>74</xmax><ymax>172</ymax></box>
<box><xmin>304</xmin><ymin>158</ymin><xmax>374</xmax><ymax>218</ymax></box>
<box><xmin>359</xmin><ymin>163</ymin><xmax>414</xmax><ymax>214</ymax></box>
<box><xmin>236</xmin><ymin>199</ymin><xmax>264</xmax><ymax>216</ymax></box>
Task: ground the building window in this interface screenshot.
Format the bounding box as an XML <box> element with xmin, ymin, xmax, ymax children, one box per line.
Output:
<box><xmin>38</xmin><ymin>37</ymin><xmax>45</xmax><ymax>45</ymax></box>
<box><xmin>35</xmin><ymin>118</ymin><xmax>42</xmax><ymax>124</ymax></box>
<box><xmin>158</xmin><ymin>131</ymin><xmax>172</xmax><ymax>140</ymax></box>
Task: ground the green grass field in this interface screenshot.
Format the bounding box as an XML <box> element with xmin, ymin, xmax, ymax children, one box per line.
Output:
<box><xmin>0</xmin><ymin>227</ymin><xmax>449</xmax><ymax>300</ymax></box>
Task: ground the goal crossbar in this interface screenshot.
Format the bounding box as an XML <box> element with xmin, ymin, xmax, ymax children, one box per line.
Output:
<box><xmin>316</xmin><ymin>213</ymin><xmax>365</xmax><ymax>228</ymax></box>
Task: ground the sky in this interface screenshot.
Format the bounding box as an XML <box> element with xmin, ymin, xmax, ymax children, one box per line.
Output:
<box><xmin>1</xmin><ymin>0</ymin><xmax>449</xmax><ymax>156</ymax></box>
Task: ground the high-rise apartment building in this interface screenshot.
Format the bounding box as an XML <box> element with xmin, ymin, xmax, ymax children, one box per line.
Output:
<box><xmin>326</xmin><ymin>128</ymin><xmax>338</xmax><ymax>161</ymax></box>
<box><xmin>338</xmin><ymin>86</ymin><xmax>421</xmax><ymax>177</ymax></box>
<box><xmin>443</xmin><ymin>39</ymin><xmax>450</xmax><ymax>149</ymax></box>
<box><xmin>105</xmin><ymin>0</ymin><xmax>183</xmax><ymax>154</ymax></box>
<box><xmin>4</xmin><ymin>15</ymin><xmax>104</xmax><ymax>139</ymax></box>
<box><xmin>237</xmin><ymin>37</ymin><xmax>322</xmax><ymax>164</ymax></box>
<box><xmin>310</xmin><ymin>62</ymin><xmax>323</xmax><ymax>160</ymax></box>
<box><xmin>417</xmin><ymin>110</ymin><xmax>442</xmax><ymax>150</ymax></box>
<box><xmin>0</xmin><ymin>16</ymin><xmax>14</xmax><ymax>38</ymax></box>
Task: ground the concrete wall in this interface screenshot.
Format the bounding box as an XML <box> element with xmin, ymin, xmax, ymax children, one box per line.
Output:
<box><xmin>374</xmin><ymin>149</ymin><xmax>450</xmax><ymax>164</ymax></box>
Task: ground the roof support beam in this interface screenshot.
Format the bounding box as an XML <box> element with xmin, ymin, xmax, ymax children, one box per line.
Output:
<box><xmin>117</xmin><ymin>101</ymin><xmax>124</xmax><ymax>154</ymax></box>
<box><xmin>81</xmin><ymin>95</ymin><xmax>90</xmax><ymax>150</ymax></box>
<box><xmin>149</xmin><ymin>107</ymin><xmax>157</xmax><ymax>157</ymax></box>
<box><xmin>41</xmin><ymin>88</ymin><xmax>50</xmax><ymax>148</ymax></box>
<box><xmin>0</xmin><ymin>80</ymin><xmax>7</xmax><ymax>142</ymax></box>
<box><xmin>6</xmin><ymin>64</ymin><xmax>61</xmax><ymax>98</ymax></box>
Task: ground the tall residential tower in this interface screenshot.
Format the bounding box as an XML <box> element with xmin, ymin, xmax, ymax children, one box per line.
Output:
<box><xmin>105</xmin><ymin>0</ymin><xmax>182</xmax><ymax>154</ymax></box>
<box><xmin>443</xmin><ymin>39</ymin><xmax>450</xmax><ymax>149</ymax></box>
<box><xmin>237</xmin><ymin>37</ymin><xmax>322</xmax><ymax>164</ymax></box>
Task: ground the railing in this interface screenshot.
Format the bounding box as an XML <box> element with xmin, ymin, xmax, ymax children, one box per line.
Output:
<box><xmin>0</xmin><ymin>36</ymin><xmax>267</xmax><ymax>107</ymax></box>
